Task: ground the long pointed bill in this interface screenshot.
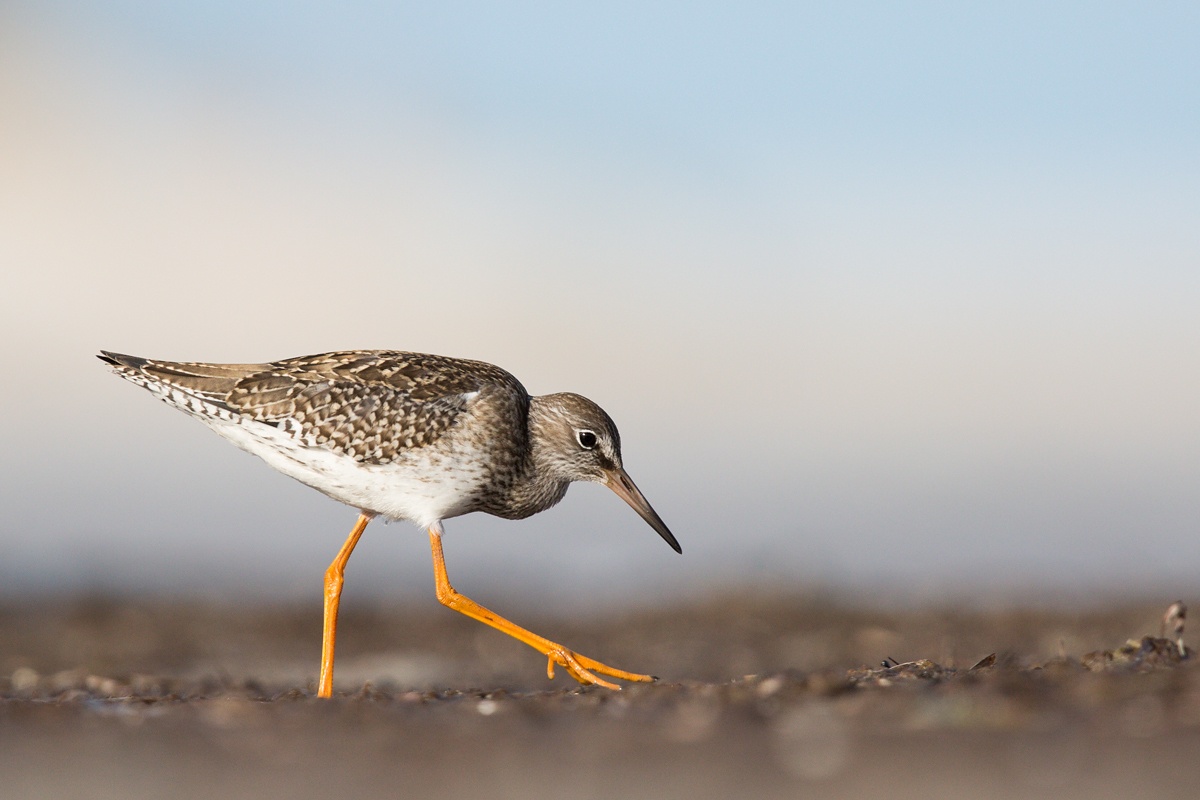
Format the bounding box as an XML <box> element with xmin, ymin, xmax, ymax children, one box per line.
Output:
<box><xmin>603</xmin><ymin>467</ymin><xmax>682</xmax><ymax>554</ymax></box>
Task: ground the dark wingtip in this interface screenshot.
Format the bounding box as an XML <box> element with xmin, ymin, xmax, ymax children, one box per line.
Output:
<box><xmin>98</xmin><ymin>350</ymin><xmax>147</xmax><ymax>369</ymax></box>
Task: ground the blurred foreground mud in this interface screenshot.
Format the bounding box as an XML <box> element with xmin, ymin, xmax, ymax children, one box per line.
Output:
<box><xmin>2</xmin><ymin>593</ymin><xmax>1198</xmax><ymax>799</ymax></box>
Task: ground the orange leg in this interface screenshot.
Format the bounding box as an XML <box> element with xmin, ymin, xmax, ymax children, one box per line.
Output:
<box><xmin>428</xmin><ymin>526</ymin><xmax>654</xmax><ymax>690</ymax></box>
<box><xmin>317</xmin><ymin>512</ymin><xmax>372</xmax><ymax>698</ymax></box>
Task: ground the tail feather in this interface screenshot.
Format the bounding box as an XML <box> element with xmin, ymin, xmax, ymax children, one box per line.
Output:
<box><xmin>98</xmin><ymin>350</ymin><xmax>148</xmax><ymax>370</ymax></box>
<box><xmin>97</xmin><ymin>350</ymin><xmax>259</xmax><ymax>404</ymax></box>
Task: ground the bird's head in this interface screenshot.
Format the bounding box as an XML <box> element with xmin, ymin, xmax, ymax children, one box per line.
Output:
<box><xmin>531</xmin><ymin>393</ymin><xmax>681</xmax><ymax>554</ymax></box>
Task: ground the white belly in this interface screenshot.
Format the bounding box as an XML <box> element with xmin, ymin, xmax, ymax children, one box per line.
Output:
<box><xmin>204</xmin><ymin>414</ymin><xmax>489</xmax><ymax>528</ymax></box>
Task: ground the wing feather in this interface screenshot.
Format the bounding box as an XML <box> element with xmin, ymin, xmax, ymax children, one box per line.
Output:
<box><xmin>100</xmin><ymin>350</ymin><xmax>525</xmax><ymax>464</ymax></box>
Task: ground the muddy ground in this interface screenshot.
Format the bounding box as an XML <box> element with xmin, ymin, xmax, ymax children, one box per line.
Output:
<box><xmin>2</xmin><ymin>592</ymin><xmax>1197</xmax><ymax>799</ymax></box>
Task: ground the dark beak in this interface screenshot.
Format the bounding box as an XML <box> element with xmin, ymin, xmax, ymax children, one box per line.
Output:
<box><xmin>603</xmin><ymin>468</ymin><xmax>682</xmax><ymax>554</ymax></box>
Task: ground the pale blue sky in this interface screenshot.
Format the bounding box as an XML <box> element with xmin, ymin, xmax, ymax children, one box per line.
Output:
<box><xmin>2</xmin><ymin>2</ymin><xmax>1198</xmax><ymax>606</ymax></box>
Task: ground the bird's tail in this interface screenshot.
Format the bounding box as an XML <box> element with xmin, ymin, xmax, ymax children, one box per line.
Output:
<box><xmin>97</xmin><ymin>350</ymin><xmax>264</xmax><ymax>410</ymax></box>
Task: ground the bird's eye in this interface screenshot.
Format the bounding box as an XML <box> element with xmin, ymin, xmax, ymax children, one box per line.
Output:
<box><xmin>576</xmin><ymin>430</ymin><xmax>597</xmax><ymax>450</ymax></box>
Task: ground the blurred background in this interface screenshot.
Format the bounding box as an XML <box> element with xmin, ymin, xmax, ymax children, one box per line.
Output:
<box><xmin>2</xmin><ymin>2</ymin><xmax>1198</xmax><ymax>609</ymax></box>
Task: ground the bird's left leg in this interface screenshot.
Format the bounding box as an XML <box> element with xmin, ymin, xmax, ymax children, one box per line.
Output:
<box><xmin>428</xmin><ymin>525</ymin><xmax>655</xmax><ymax>690</ymax></box>
<box><xmin>317</xmin><ymin>512</ymin><xmax>372</xmax><ymax>698</ymax></box>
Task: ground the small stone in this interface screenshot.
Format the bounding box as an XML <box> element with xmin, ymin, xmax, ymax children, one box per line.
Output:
<box><xmin>11</xmin><ymin>667</ymin><xmax>39</xmax><ymax>692</ymax></box>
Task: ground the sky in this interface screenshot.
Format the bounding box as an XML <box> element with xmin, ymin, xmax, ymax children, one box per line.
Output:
<box><xmin>2</xmin><ymin>2</ymin><xmax>1198</xmax><ymax>609</ymax></box>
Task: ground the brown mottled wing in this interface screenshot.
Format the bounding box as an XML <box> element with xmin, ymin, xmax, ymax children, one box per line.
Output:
<box><xmin>101</xmin><ymin>350</ymin><xmax>526</xmax><ymax>464</ymax></box>
<box><xmin>99</xmin><ymin>351</ymin><xmax>265</xmax><ymax>401</ymax></box>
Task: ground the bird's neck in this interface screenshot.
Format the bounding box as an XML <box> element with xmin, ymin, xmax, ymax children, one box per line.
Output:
<box><xmin>499</xmin><ymin>466</ymin><xmax>570</xmax><ymax>520</ymax></box>
<box><xmin>484</xmin><ymin>396</ymin><xmax>570</xmax><ymax>520</ymax></box>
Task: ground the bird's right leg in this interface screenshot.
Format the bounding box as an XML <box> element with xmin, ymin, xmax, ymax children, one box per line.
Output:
<box><xmin>428</xmin><ymin>524</ymin><xmax>655</xmax><ymax>690</ymax></box>
<box><xmin>317</xmin><ymin>512</ymin><xmax>372</xmax><ymax>698</ymax></box>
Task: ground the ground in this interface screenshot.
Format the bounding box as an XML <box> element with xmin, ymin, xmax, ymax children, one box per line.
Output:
<box><xmin>2</xmin><ymin>592</ymin><xmax>1197</xmax><ymax>799</ymax></box>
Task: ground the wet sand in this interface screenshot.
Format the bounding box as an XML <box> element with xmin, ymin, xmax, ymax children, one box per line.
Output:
<box><xmin>2</xmin><ymin>593</ymin><xmax>1197</xmax><ymax>799</ymax></box>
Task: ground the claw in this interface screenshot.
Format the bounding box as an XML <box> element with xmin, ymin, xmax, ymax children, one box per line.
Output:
<box><xmin>543</xmin><ymin>647</ymin><xmax>622</xmax><ymax>690</ymax></box>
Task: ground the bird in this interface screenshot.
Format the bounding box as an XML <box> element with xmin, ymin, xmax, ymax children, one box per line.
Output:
<box><xmin>98</xmin><ymin>349</ymin><xmax>680</xmax><ymax>697</ymax></box>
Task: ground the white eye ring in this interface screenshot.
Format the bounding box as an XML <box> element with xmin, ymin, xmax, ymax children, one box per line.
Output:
<box><xmin>576</xmin><ymin>429</ymin><xmax>597</xmax><ymax>449</ymax></box>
